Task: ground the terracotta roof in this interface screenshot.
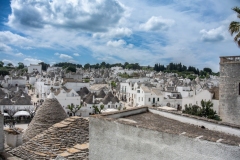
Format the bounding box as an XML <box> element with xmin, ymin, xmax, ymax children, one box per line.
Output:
<box><xmin>22</xmin><ymin>98</ymin><xmax>68</xmax><ymax>142</ymax></box>
<box><xmin>9</xmin><ymin>117</ymin><xmax>89</xmax><ymax>160</ymax></box>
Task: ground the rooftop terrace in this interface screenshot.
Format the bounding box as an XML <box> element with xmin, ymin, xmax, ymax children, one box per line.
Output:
<box><xmin>95</xmin><ymin>107</ymin><xmax>240</xmax><ymax>146</ymax></box>
<box><xmin>124</xmin><ymin>112</ymin><xmax>240</xmax><ymax>146</ymax></box>
<box><xmin>220</xmin><ymin>56</ymin><xmax>240</xmax><ymax>64</ymax></box>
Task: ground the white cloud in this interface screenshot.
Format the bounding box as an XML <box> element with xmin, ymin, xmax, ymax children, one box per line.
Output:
<box><xmin>2</xmin><ymin>59</ymin><xmax>14</xmax><ymax>64</ymax></box>
<box><xmin>1</xmin><ymin>0</ymin><xmax>239</xmax><ymax>72</ymax></box>
<box><xmin>8</xmin><ymin>0</ymin><xmax>126</xmax><ymax>32</ymax></box>
<box><xmin>24</xmin><ymin>58</ymin><xmax>42</xmax><ymax>65</ymax></box>
<box><xmin>93</xmin><ymin>27</ymin><xmax>132</xmax><ymax>38</ymax></box>
<box><xmin>107</xmin><ymin>39</ymin><xmax>126</xmax><ymax>47</ymax></box>
<box><xmin>15</xmin><ymin>53</ymin><xmax>24</xmax><ymax>56</ymax></box>
<box><xmin>73</xmin><ymin>53</ymin><xmax>80</xmax><ymax>56</ymax></box>
<box><xmin>0</xmin><ymin>31</ymin><xmax>31</xmax><ymax>44</ymax></box>
<box><xmin>59</xmin><ymin>54</ymin><xmax>72</xmax><ymax>59</ymax></box>
<box><xmin>200</xmin><ymin>27</ymin><xmax>225</xmax><ymax>42</ymax></box>
<box><xmin>0</xmin><ymin>43</ymin><xmax>12</xmax><ymax>52</ymax></box>
<box><xmin>140</xmin><ymin>16</ymin><xmax>175</xmax><ymax>31</ymax></box>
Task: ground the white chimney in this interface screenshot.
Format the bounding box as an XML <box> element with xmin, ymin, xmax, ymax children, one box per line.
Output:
<box><xmin>93</xmin><ymin>95</ymin><xmax>95</xmax><ymax>104</ymax></box>
<box><xmin>47</xmin><ymin>91</ymin><xmax>55</xmax><ymax>99</ymax></box>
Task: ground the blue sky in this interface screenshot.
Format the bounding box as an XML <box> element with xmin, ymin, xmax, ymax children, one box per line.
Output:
<box><xmin>0</xmin><ymin>0</ymin><xmax>239</xmax><ymax>71</ymax></box>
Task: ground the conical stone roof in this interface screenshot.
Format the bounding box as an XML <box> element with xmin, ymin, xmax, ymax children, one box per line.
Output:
<box><xmin>12</xmin><ymin>92</ymin><xmax>31</xmax><ymax>101</ymax></box>
<box><xmin>0</xmin><ymin>97</ymin><xmax>13</xmax><ymax>105</ymax></box>
<box><xmin>22</xmin><ymin>97</ymin><xmax>68</xmax><ymax>142</ymax></box>
<box><xmin>14</xmin><ymin>95</ymin><xmax>32</xmax><ymax>105</ymax></box>
<box><xmin>97</xmin><ymin>90</ymin><xmax>106</xmax><ymax>98</ymax></box>
<box><xmin>111</xmin><ymin>96</ymin><xmax>120</xmax><ymax>103</ymax></box>
<box><xmin>102</xmin><ymin>94</ymin><xmax>113</xmax><ymax>105</ymax></box>
<box><xmin>77</xmin><ymin>87</ymin><xmax>89</xmax><ymax>98</ymax></box>
<box><xmin>106</xmin><ymin>91</ymin><xmax>114</xmax><ymax>98</ymax></box>
<box><xmin>84</xmin><ymin>93</ymin><xmax>97</xmax><ymax>104</ymax></box>
<box><xmin>0</xmin><ymin>89</ymin><xmax>5</xmax><ymax>99</ymax></box>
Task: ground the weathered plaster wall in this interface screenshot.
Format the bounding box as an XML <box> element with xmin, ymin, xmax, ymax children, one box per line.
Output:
<box><xmin>90</xmin><ymin>117</ymin><xmax>240</xmax><ymax>160</ymax></box>
<box><xmin>219</xmin><ymin>62</ymin><xmax>240</xmax><ymax>125</ymax></box>
<box><xmin>0</xmin><ymin>114</ymin><xmax>4</xmax><ymax>152</ymax></box>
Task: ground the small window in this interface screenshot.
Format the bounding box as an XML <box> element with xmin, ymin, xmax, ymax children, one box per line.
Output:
<box><xmin>239</xmin><ymin>83</ymin><xmax>240</xmax><ymax>95</ymax></box>
<box><xmin>157</xmin><ymin>98</ymin><xmax>159</xmax><ymax>101</ymax></box>
<box><xmin>108</xmin><ymin>105</ymin><xmax>110</xmax><ymax>108</ymax></box>
<box><xmin>149</xmin><ymin>98</ymin><xmax>151</xmax><ymax>102</ymax></box>
<box><xmin>142</xmin><ymin>97</ymin><xmax>143</xmax><ymax>101</ymax></box>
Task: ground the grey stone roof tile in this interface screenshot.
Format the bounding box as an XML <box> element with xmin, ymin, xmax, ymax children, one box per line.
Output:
<box><xmin>9</xmin><ymin>117</ymin><xmax>89</xmax><ymax>160</ymax></box>
<box><xmin>22</xmin><ymin>98</ymin><xmax>68</xmax><ymax>142</ymax></box>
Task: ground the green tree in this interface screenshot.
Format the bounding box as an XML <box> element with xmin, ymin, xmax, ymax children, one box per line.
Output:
<box><xmin>0</xmin><ymin>61</ymin><xmax>4</xmax><ymax>67</ymax></box>
<box><xmin>203</xmin><ymin>67</ymin><xmax>212</xmax><ymax>74</ymax></box>
<box><xmin>67</xmin><ymin>66</ymin><xmax>76</xmax><ymax>72</ymax></box>
<box><xmin>84</xmin><ymin>63</ymin><xmax>91</xmax><ymax>69</ymax></box>
<box><xmin>18</xmin><ymin>62</ymin><xmax>24</xmax><ymax>69</ymax></box>
<box><xmin>183</xmin><ymin>100</ymin><xmax>221</xmax><ymax>121</ymax></box>
<box><xmin>7</xmin><ymin>63</ymin><xmax>13</xmax><ymax>67</ymax></box>
<box><xmin>100</xmin><ymin>62</ymin><xmax>106</xmax><ymax>68</ymax></box>
<box><xmin>67</xmin><ymin>103</ymin><xmax>82</xmax><ymax>116</ymax></box>
<box><xmin>39</xmin><ymin>62</ymin><xmax>50</xmax><ymax>71</ymax></box>
<box><xmin>93</xmin><ymin>105</ymin><xmax>104</xmax><ymax>114</ymax></box>
<box><xmin>111</xmin><ymin>81</ymin><xmax>117</xmax><ymax>88</ymax></box>
<box><xmin>229</xmin><ymin>6</ymin><xmax>240</xmax><ymax>47</ymax></box>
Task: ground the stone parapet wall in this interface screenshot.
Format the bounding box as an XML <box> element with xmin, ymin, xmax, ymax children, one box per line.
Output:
<box><xmin>90</xmin><ymin>115</ymin><xmax>240</xmax><ymax>160</ymax></box>
<box><xmin>0</xmin><ymin>114</ymin><xmax>4</xmax><ymax>152</ymax></box>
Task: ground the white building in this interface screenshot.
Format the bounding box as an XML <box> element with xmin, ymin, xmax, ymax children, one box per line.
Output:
<box><xmin>177</xmin><ymin>86</ymin><xmax>193</xmax><ymax>98</ymax></box>
<box><xmin>63</xmin><ymin>80</ymin><xmax>89</xmax><ymax>92</ymax></box>
<box><xmin>47</xmin><ymin>67</ymin><xmax>62</xmax><ymax>73</ymax></box>
<box><xmin>136</xmin><ymin>85</ymin><xmax>163</xmax><ymax>107</ymax></box>
<box><xmin>28</xmin><ymin>64</ymin><xmax>42</xmax><ymax>74</ymax></box>
<box><xmin>182</xmin><ymin>89</ymin><xmax>219</xmax><ymax>114</ymax></box>
<box><xmin>10</xmin><ymin>77</ymin><xmax>27</xmax><ymax>86</ymax></box>
<box><xmin>54</xmin><ymin>88</ymin><xmax>81</xmax><ymax>115</ymax></box>
<box><xmin>34</xmin><ymin>80</ymin><xmax>61</xmax><ymax>99</ymax></box>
